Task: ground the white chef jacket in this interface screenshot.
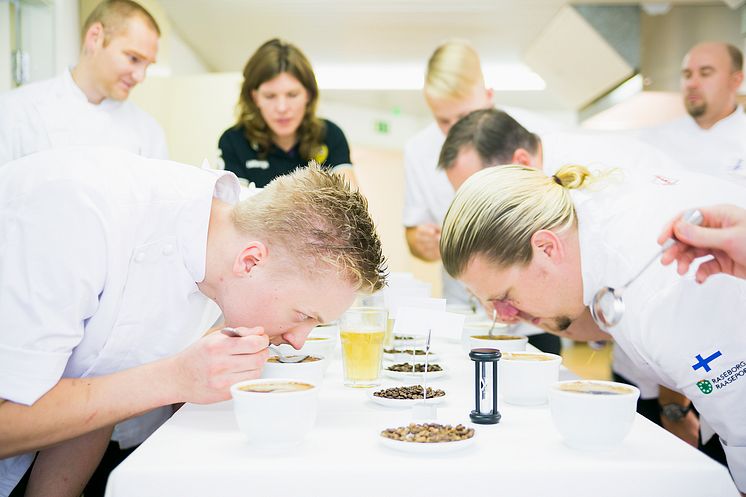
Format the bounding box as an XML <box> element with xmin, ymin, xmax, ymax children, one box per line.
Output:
<box><xmin>0</xmin><ymin>69</ymin><xmax>168</xmax><ymax>166</ymax></box>
<box><xmin>639</xmin><ymin>105</ymin><xmax>746</xmax><ymax>183</ymax></box>
<box><xmin>0</xmin><ymin>147</ymin><xmax>235</xmax><ymax>496</ymax></box>
<box><xmin>541</xmin><ymin>130</ymin><xmax>685</xmax><ymax>398</ymax></box>
<box><xmin>574</xmin><ymin>168</ymin><xmax>746</xmax><ymax>492</ymax></box>
<box><xmin>401</xmin><ymin>122</ymin><xmax>471</xmax><ymax>305</ymax></box>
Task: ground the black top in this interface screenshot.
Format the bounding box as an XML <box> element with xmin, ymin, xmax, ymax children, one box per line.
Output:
<box><xmin>217</xmin><ymin>119</ymin><xmax>352</xmax><ymax>188</ymax></box>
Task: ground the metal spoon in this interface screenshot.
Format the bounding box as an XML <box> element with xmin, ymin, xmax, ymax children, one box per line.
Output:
<box><xmin>590</xmin><ymin>209</ymin><xmax>703</xmax><ymax>331</ymax></box>
<box><xmin>220</xmin><ymin>327</ymin><xmax>308</xmax><ymax>363</ymax></box>
<box><xmin>487</xmin><ymin>308</ymin><xmax>498</xmax><ymax>338</ymax></box>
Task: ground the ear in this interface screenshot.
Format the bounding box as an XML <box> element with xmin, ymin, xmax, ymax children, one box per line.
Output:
<box><xmin>250</xmin><ymin>89</ymin><xmax>259</xmax><ymax>106</ymax></box>
<box><xmin>511</xmin><ymin>148</ymin><xmax>535</xmax><ymax>167</ymax></box>
<box><xmin>530</xmin><ymin>229</ymin><xmax>564</xmax><ymax>264</ymax></box>
<box><xmin>731</xmin><ymin>70</ymin><xmax>744</xmax><ymax>91</ymax></box>
<box><xmin>233</xmin><ymin>241</ymin><xmax>268</xmax><ymax>276</ymax></box>
<box><xmin>484</xmin><ymin>87</ymin><xmax>494</xmax><ymax>105</ymax></box>
<box><xmin>82</xmin><ymin>22</ymin><xmax>105</xmax><ymax>54</ymax></box>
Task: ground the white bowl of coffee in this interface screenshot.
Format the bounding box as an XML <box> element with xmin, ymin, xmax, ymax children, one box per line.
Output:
<box><xmin>499</xmin><ymin>352</ymin><xmax>562</xmax><ymax>406</ymax></box>
<box><xmin>461</xmin><ymin>322</ymin><xmax>525</xmax><ymax>353</ymax></box>
<box><xmin>230</xmin><ymin>378</ymin><xmax>319</xmax><ymax>448</ymax></box>
<box><xmin>262</xmin><ymin>355</ymin><xmax>327</xmax><ymax>384</ymax></box>
<box><xmin>549</xmin><ymin>380</ymin><xmax>639</xmax><ymax>449</ymax></box>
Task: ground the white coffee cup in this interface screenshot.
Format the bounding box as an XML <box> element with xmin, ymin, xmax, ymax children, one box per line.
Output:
<box><xmin>461</xmin><ymin>321</ymin><xmax>523</xmax><ymax>353</ymax></box>
<box><xmin>467</xmin><ymin>334</ymin><xmax>528</xmax><ymax>353</ymax></box>
<box><xmin>549</xmin><ymin>380</ymin><xmax>640</xmax><ymax>449</ymax></box>
<box><xmin>231</xmin><ymin>378</ymin><xmax>319</xmax><ymax>448</ymax></box>
<box><xmin>261</xmin><ymin>355</ymin><xmax>327</xmax><ymax>384</ymax></box>
<box><xmin>499</xmin><ymin>351</ymin><xmax>562</xmax><ymax>406</ymax></box>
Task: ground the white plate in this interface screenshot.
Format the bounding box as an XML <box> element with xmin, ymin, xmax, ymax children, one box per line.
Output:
<box><xmin>379</xmin><ymin>427</ymin><xmax>475</xmax><ymax>454</ymax></box>
<box><xmin>383</xmin><ymin>351</ymin><xmax>441</xmax><ymax>363</ymax></box>
<box><xmin>368</xmin><ymin>387</ymin><xmax>447</xmax><ymax>408</ymax></box>
<box><xmin>383</xmin><ymin>368</ymin><xmax>447</xmax><ymax>382</ymax></box>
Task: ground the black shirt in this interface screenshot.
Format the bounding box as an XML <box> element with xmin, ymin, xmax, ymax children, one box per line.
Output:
<box><xmin>217</xmin><ymin>119</ymin><xmax>352</xmax><ymax>188</ymax></box>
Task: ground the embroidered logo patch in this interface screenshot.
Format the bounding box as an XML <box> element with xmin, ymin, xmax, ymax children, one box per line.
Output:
<box><xmin>696</xmin><ymin>380</ymin><xmax>713</xmax><ymax>395</ymax></box>
<box><xmin>691</xmin><ymin>351</ymin><xmax>722</xmax><ymax>373</ymax></box>
<box><xmin>245</xmin><ymin>159</ymin><xmax>269</xmax><ymax>170</ymax></box>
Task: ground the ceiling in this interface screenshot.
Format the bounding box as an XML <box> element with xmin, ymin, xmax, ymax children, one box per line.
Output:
<box><xmin>157</xmin><ymin>0</ymin><xmax>735</xmax><ymax>113</ymax></box>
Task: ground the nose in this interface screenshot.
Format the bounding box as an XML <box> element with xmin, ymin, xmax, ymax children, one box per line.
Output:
<box><xmin>281</xmin><ymin>324</ymin><xmax>314</xmax><ymax>350</ymax></box>
<box><xmin>493</xmin><ymin>300</ymin><xmax>520</xmax><ymax>322</ymax></box>
<box><xmin>276</xmin><ymin>96</ymin><xmax>289</xmax><ymax>113</ymax></box>
<box><xmin>132</xmin><ymin>66</ymin><xmax>147</xmax><ymax>84</ymax></box>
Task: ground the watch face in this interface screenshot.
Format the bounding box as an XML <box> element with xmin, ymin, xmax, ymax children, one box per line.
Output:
<box><xmin>661</xmin><ymin>403</ymin><xmax>687</xmax><ymax>421</ymax></box>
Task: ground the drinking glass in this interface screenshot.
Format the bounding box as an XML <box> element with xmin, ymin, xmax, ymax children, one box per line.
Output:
<box><xmin>339</xmin><ymin>307</ymin><xmax>387</xmax><ymax>387</ymax></box>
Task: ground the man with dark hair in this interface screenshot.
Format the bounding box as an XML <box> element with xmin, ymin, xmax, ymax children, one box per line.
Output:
<box><xmin>0</xmin><ymin>0</ymin><xmax>166</xmax><ymax>165</ymax></box>
<box><xmin>641</xmin><ymin>42</ymin><xmax>745</xmax><ymax>178</ymax></box>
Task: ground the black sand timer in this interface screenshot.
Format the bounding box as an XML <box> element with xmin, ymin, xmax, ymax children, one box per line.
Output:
<box><xmin>469</xmin><ymin>348</ymin><xmax>501</xmax><ymax>424</ymax></box>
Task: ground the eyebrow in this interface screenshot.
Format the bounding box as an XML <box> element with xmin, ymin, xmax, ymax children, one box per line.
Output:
<box><xmin>126</xmin><ymin>49</ymin><xmax>156</xmax><ymax>65</ymax></box>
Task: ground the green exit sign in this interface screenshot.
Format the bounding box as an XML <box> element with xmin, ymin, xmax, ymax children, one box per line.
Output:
<box><xmin>375</xmin><ymin>120</ymin><xmax>390</xmax><ymax>134</ymax></box>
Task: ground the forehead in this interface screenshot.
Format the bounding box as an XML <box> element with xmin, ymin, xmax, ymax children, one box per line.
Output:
<box><xmin>460</xmin><ymin>254</ymin><xmax>520</xmax><ymax>299</ymax></box>
<box><xmin>455</xmin><ymin>145</ymin><xmax>485</xmax><ymax>170</ymax></box>
<box><xmin>258</xmin><ymin>72</ymin><xmax>305</xmax><ymax>92</ymax></box>
<box><xmin>279</xmin><ymin>264</ymin><xmax>358</xmax><ymax>320</ymax></box>
<box><xmin>427</xmin><ymin>90</ymin><xmax>484</xmax><ymax>120</ymax></box>
<box><xmin>107</xmin><ymin>17</ymin><xmax>158</xmax><ymax>57</ymax></box>
<box><xmin>683</xmin><ymin>45</ymin><xmax>730</xmax><ymax>71</ymax></box>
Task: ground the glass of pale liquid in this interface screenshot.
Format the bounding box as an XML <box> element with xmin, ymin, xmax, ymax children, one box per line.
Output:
<box><xmin>339</xmin><ymin>307</ymin><xmax>387</xmax><ymax>387</ymax></box>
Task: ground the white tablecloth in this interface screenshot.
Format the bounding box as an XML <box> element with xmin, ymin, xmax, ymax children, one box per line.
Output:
<box><xmin>105</xmin><ymin>341</ymin><xmax>739</xmax><ymax>497</ymax></box>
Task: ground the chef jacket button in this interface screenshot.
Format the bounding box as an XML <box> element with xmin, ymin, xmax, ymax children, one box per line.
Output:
<box><xmin>134</xmin><ymin>252</ymin><xmax>146</xmax><ymax>263</ymax></box>
<box><xmin>162</xmin><ymin>244</ymin><xmax>175</xmax><ymax>256</ymax></box>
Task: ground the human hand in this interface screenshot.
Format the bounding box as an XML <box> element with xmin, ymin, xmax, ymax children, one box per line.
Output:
<box><xmin>170</xmin><ymin>326</ymin><xmax>269</xmax><ymax>404</ymax></box>
<box><xmin>407</xmin><ymin>224</ymin><xmax>442</xmax><ymax>262</ymax></box>
<box><xmin>659</xmin><ymin>204</ymin><xmax>746</xmax><ymax>283</ymax></box>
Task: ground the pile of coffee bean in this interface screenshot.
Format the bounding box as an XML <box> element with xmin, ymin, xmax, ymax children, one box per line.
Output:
<box><xmin>373</xmin><ymin>385</ymin><xmax>445</xmax><ymax>400</ymax></box>
<box><xmin>381</xmin><ymin>423</ymin><xmax>474</xmax><ymax>443</ymax></box>
<box><xmin>383</xmin><ymin>348</ymin><xmax>427</xmax><ymax>355</ymax></box>
<box><xmin>386</xmin><ymin>362</ymin><xmax>443</xmax><ymax>373</ymax></box>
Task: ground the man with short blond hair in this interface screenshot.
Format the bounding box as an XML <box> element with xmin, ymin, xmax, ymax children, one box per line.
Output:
<box><xmin>0</xmin><ymin>148</ymin><xmax>387</xmax><ymax>497</ymax></box>
<box><xmin>0</xmin><ymin>0</ymin><xmax>167</xmax><ymax>165</ymax></box>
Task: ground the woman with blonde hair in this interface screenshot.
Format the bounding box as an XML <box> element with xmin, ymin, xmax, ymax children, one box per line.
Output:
<box><xmin>218</xmin><ymin>38</ymin><xmax>355</xmax><ymax>188</ymax></box>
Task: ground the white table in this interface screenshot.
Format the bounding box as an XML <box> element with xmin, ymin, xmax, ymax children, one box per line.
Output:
<box><xmin>105</xmin><ymin>341</ymin><xmax>739</xmax><ymax>497</ymax></box>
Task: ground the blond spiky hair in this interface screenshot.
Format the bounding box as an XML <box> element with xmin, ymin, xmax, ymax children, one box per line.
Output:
<box><xmin>232</xmin><ymin>164</ymin><xmax>387</xmax><ymax>293</ymax></box>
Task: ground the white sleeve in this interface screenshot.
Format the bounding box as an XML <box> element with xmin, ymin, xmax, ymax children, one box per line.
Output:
<box><xmin>402</xmin><ymin>141</ymin><xmax>434</xmax><ymax>227</ymax></box>
<box><xmin>0</xmin><ymin>179</ymin><xmax>107</xmax><ymax>405</ymax></box>
<box><xmin>640</xmin><ymin>275</ymin><xmax>746</xmax><ymax>491</ymax></box>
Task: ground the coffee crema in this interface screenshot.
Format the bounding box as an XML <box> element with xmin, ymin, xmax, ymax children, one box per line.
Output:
<box><xmin>472</xmin><ymin>335</ymin><xmax>523</xmax><ymax>340</ymax></box>
<box><xmin>239</xmin><ymin>382</ymin><xmax>314</xmax><ymax>393</ymax></box>
<box><xmin>559</xmin><ymin>381</ymin><xmax>632</xmax><ymax>396</ymax></box>
<box><xmin>502</xmin><ymin>352</ymin><xmax>555</xmax><ymax>362</ymax></box>
<box><xmin>267</xmin><ymin>355</ymin><xmax>321</xmax><ymax>363</ymax></box>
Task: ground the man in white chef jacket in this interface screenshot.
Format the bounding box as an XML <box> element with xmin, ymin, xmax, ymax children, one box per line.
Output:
<box><xmin>640</xmin><ymin>42</ymin><xmax>745</xmax><ymax>182</ymax></box>
<box><xmin>439</xmin><ymin>164</ymin><xmax>746</xmax><ymax>493</ymax></box>
<box><xmin>0</xmin><ymin>2</ymin><xmax>170</xmax><ymax>494</ymax></box>
<box><xmin>0</xmin><ymin>147</ymin><xmax>387</xmax><ymax>497</ymax></box>
<box><xmin>0</xmin><ymin>0</ymin><xmax>168</xmax><ymax>166</ymax></box>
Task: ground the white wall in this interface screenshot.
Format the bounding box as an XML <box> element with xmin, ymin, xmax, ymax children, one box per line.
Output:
<box><xmin>0</xmin><ymin>2</ymin><xmax>11</xmax><ymax>92</ymax></box>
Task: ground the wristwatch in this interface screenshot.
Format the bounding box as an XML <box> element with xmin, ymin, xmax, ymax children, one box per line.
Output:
<box><xmin>659</xmin><ymin>402</ymin><xmax>692</xmax><ymax>422</ymax></box>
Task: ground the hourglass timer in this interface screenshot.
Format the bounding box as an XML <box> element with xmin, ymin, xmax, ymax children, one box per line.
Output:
<box><xmin>469</xmin><ymin>348</ymin><xmax>501</xmax><ymax>424</ymax></box>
